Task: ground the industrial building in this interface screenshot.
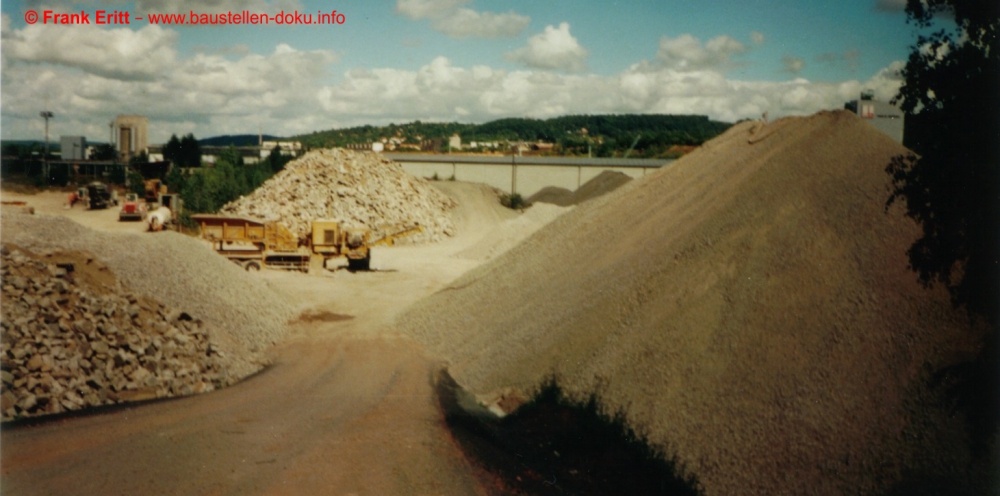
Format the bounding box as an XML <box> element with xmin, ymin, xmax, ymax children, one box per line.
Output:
<box><xmin>114</xmin><ymin>115</ymin><xmax>149</xmax><ymax>162</ymax></box>
<box><xmin>844</xmin><ymin>91</ymin><xmax>904</xmax><ymax>143</ymax></box>
<box><xmin>60</xmin><ymin>136</ymin><xmax>87</xmax><ymax>160</ymax></box>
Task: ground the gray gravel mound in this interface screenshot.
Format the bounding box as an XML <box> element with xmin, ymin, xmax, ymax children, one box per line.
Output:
<box><xmin>527</xmin><ymin>170</ymin><xmax>633</xmax><ymax>207</ymax></box>
<box><xmin>399</xmin><ymin>111</ymin><xmax>984</xmax><ymax>495</ymax></box>
<box><xmin>1</xmin><ymin>211</ymin><xmax>296</xmax><ymax>379</ymax></box>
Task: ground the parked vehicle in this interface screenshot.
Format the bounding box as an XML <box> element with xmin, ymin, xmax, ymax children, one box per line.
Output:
<box><xmin>86</xmin><ymin>182</ymin><xmax>115</xmax><ymax>210</ymax></box>
<box><xmin>118</xmin><ymin>193</ymin><xmax>147</xmax><ymax>221</ymax></box>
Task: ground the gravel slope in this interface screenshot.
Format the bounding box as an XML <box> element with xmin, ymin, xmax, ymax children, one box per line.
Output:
<box><xmin>398</xmin><ymin>111</ymin><xmax>985</xmax><ymax>495</ymax></box>
<box><xmin>1</xmin><ymin>212</ymin><xmax>296</xmax><ymax>379</ymax></box>
<box><xmin>526</xmin><ymin>170</ymin><xmax>633</xmax><ymax>207</ymax></box>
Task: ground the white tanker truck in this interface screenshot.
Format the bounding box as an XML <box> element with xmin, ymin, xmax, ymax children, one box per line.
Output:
<box><xmin>146</xmin><ymin>193</ymin><xmax>183</xmax><ymax>232</ymax></box>
<box><xmin>147</xmin><ymin>206</ymin><xmax>172</xmax><ymax>231</ymax></box>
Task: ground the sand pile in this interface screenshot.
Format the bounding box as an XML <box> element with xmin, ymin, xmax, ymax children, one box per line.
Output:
<box><xmin>527</xmin><ymin>170</ymin><xmax>633</xmax><ymax>207</ymax></box>
<box><xmin>221</xmin><ymin>148</ymin><xmax>456</xmax><ymax>244</ymax></box>
<box><xmin>399</xmin><ymin>111</ymin><xmax>982</xmax><ymax>494</ymax></box>
<box><xmin>456</xmin><ymin>203</ymin><xmax>572</xmax><ymax>261</ymax></box>
<box><xmin>1</xmin><ymin>245</ymin><xmax>229</xmax><ymax>420</ymax></box>
<box><xmin>1</xmin><ymin>211</ymin><xmax>296</xmax><ymax>379</ymax></box>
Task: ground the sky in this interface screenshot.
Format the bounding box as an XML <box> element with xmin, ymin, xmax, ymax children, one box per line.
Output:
<box><xmin>0</xmin><ymin>0</ymin><xmax>932</xmax><ymax>144</ymax></box>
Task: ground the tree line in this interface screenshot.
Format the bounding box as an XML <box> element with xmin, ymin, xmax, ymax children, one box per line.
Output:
<box><xmin>294</xmin><ymin>114</ymin><xmax>731</xmax><ymax>158</ymax></box>
<box><xmin>164</xmin><ymin>142</ymin><xmax>292</xmax><ymax>221</ymax></box>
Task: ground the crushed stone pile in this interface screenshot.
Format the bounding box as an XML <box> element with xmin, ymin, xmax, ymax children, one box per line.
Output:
<box><xmin>524</xmin><ymin>186</ymin><xmax>572</xmax><ymax>206</ymax></box>
<box><xmin>456</xmin><ymin>203</ymin><xmax>573</xmax><ymax>261</ymax></box>
<box><xmin>221</xmin><ymin>148</ymin><xmax>457</xmax><ymax>244</ymax></box>
<box><xmin>399</xmin><ymin>111</ymin><xmax>983</xmax><ymax>495</ymax></box>
<box><xmin>527</xmin><ymin>170</ymin><xmax>633</xmax><ymax>207</ymax></box>
<box><xmin>1</xmin><ymin>211</ymin><xmax>296</xmax><ymax>380</ymax></box>
<box><xmin>1</xmin><ymin>245</ymin><xmax>228</xmax><ymax>421</ymax></box>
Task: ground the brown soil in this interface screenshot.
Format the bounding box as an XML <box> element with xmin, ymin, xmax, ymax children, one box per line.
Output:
<box><xmin>399</xmin><ymin>111</ymin><xmax>990</xmax><ymax>495</ymax></box>
<box><xmin>1</xmin><ymin>333</ymin><xmax>487</xmax><ymax>495</ymax></box>
<box><xmin>0</xmin><ymin>190</ymin><xmax>149</xmax><ymax>235</ymax></box>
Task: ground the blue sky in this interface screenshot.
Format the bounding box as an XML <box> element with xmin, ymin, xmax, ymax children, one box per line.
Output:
<box><xmin>1</xmin><ymin>0</ymin><xmax>929</xmax><ymax>142</ymax></box>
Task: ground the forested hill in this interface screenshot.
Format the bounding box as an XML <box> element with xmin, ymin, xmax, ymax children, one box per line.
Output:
<box><xmin>294</xmin><ymin>114</ymin><xmax>732</xmax><ymax>158</ymax></box>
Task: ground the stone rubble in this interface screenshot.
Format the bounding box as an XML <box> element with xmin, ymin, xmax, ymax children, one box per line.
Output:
<box><xmin>221</xmin><ymin>148</ymin><xmax>457</xmax><ymax>244</ymax></box>
<box><xmin>1</xmin><ymin>244</ymin><xmax>230</xmax><ymax>421</ymax></box>
<box><xmin>1</xmin><ymin>211</ymin><xmax>296</xmax><ymax>381</ymax></box>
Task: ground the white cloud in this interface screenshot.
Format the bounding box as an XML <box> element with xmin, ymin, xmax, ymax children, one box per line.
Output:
<box><xmin>504</xmin><ymin>22</ymin><xmax>589</xmax><ymax>73</ymax></box>
<box><xmin>2</xmin><ymin>23</ymin><xmax>178</xmax><ymax>80</ymax></box>
<box><xmin>432</xmin><ymin>8</ymin><xmax>530</xmax><ymax>38</ymax></box>
<box><xmin>782</xmin><ymin>55</ymin><xmax>805</xmax><ymax>74</ymax></box>
<box><xmin>656</xmin><ymin>34</ymin><xmax>747</xmax><ymax>72</ymax></box>
<box><xmin>314</xmin><ymin>55</ymin><xmax>905</xmax><ymax>126</ymax></box>
<box><xmin>395</xmin><ymin>0</ymin><xmax>528</xmax><ymax>38</ymax></box>
<box><xmin>0</xmin><ymin>20</ymin><xmax>906</xmax><ymax>143</ymax></box>
<box><xmin>191</xmin><ymin>44</ymin><xmax>251</xmax><ymax>57</ymax></box>
<box><xmin>396</xmin><ymin>0</ymin><xmax>468</xmax><ymax>19</ymax></box>
<box><xmin>750</xmin><ymin>31</ymin><xmax>766</xmax><ymax>45</ymax></box>
<box><xmin>1</xmin><ymin>21</ymin><xmax>339</xmax><ymax>141</ymax></box>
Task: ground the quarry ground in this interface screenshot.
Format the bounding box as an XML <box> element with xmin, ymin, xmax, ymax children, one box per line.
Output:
<box><xmin>0</xmin><ymin>183</ymin><xmax>515</xmax><ymax>495</ymax></box>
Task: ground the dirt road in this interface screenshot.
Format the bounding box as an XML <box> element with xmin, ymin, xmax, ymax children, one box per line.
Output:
<box><xmin>0</xmin><ymin>182</ymin><xmax>525</xmax><ymax>495</ymax></box>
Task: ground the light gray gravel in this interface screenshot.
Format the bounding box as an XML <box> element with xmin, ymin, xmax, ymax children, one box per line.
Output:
<box><xmin>1</xmin><ymin>211</ymin><xmax>296</xmax><ymax>379</ymax></box>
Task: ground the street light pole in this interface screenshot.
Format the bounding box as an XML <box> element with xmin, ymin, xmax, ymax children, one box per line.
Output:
<box><xmin>40</xmin><ymin>111</ymin><xmax>54</xmax><ymax>184</ymax></box>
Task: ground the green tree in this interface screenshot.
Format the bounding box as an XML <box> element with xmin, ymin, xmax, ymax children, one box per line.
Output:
<box><xmin>90</xmin><ymin>143</ymin><xmax>117</xmax><ymax>161</ymax></box>
<box><xmin>267</xmin><ymin>145</ymin><xmax>291</xmax><ymax>173</ymax></box>
<box><xmin>177</xmin><ymin>146</ymin><xmax>274</xmax><ymax>215</ymax></box>
<box><xmin>887</xmin><ymin>0</ymin><xmax>999</xmax><ymax>324</ymax></box>
<box><xmin>3</xmin><ymin>143</ymin><xmax>23</xmax><ymax>158</ymax></box>
<box><xmin>108</xmin><ymin>164</ymin><xmax>127</xmax><ymax>185</ymax></box>
<box><xmin>127</xmin><ymin>170</ymin><xmax>146</xmax><ymax>196</ymax></box>
<box><xmin>165</xmin><ymin>164</ymin><xmax>186</xmax><ymax>194</ymax></box>
<box><xmin>162</xmin><ymin>134</ymin><xmax>182</xmax><ymax>165</ymax></box>
<box><xmin>179</xmin><ymin>133</ymin><xmax>202</xmax><ymax>168</ymax></box>
<box><xmin>129</xmin><ymin>151</ymin><xmax>149</xmax><ymax>167</ymax></box>
<box><xmin>885</xmin><ymin>0</ymin><xmax>999</xmax><ymax>459</ymax></box>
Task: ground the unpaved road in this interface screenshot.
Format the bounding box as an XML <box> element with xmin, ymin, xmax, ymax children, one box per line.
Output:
<box><xmin>0</xmin><ymin>182</ymin><xmax>523</xmax><ymax>494</ymax></box>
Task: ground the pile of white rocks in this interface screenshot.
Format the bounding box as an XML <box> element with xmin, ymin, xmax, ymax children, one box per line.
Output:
<box><xmin>1</xmin><ymin>245</ymin><xmax>229</xmax><ymax>421</ymax></box>
<box><xmin>221</xmin><ymin>148</ymin><xmax>456</xmax><ymax>244</ymax></box>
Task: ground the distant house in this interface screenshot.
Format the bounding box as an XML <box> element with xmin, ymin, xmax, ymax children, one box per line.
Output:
<box><xmin>845</xmin><ymin>91</ymin><xmax>904</xmax><ymax>143</ymax></box>
<box><xmin>260</xmin><ymin>140</ymin><xmax>302</xmax><ymax>158</ymax></box>
<box><xmin>201</xmin><ymin>146</ymin><xmax>263</xmax><ymax>165</ymax></box>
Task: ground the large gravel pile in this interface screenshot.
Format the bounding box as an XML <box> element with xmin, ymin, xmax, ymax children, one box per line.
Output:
<box><xmin>527</xmin><ymin>170</ymin><xmax>633</xmax><ymax>207</ymax></box>
<box><xmin>1</xmin><ymin>245</ymin><xmax>229</xmax><ymax>420</ymax></box>
<box><xmin>221</xmin><ymin>148</ymin><xmax>456</xmax><ymax>244</ymax></box>
<box><xmin>400</xmin><ymin>111</ymin><xmax>984</xmax><ymax>494</ymax></box>
<box><xmin>1</xmin><ymin>211</ymin><xmax>296</xmax><ymax>379</ymax></box>
<box><xmin>456</xmin><ymin>203</ymin><xmax>572</xmax><ymax>261</ymax></box>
